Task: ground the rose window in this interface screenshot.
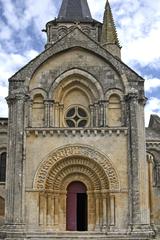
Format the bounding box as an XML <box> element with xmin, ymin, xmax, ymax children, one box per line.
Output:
<box><xmin>65</xmin><ymin>106</ymin><xmax>88</xmax><ymax>128</ymax></box>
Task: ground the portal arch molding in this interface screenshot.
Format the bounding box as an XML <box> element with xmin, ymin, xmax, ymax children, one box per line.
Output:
<box><xmin>33</xmin><ymin>144</ymin><xmax>120</xmax><ymax>191</ymax></box>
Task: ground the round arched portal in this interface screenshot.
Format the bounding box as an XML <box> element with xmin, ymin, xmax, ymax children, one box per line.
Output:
<box><xmin>66</xmin><ymin>181</ymin><xmax>87</xmax><ymax>231</ymax></box>
<box><xmin>34</xmin><ymin>145</ymin><xmax>120</xmax><ymax>232</ymax></box>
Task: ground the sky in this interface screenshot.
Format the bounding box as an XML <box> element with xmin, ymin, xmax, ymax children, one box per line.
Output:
<box><xmin>0</xmin><ymin>0</ymin><xmax>160</xmax><ymax>126</ymax></box>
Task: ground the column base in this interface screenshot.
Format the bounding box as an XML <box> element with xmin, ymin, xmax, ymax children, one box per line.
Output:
<box><xmin>130</xmin><ymin>224</ymin><xmax>156</xmax><ymax>238</ymax></box>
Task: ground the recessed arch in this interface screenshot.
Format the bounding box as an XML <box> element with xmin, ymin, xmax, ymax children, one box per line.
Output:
<box><xmin>105</xmin><ymin>88</ymin><xmax>124</xmax><ymax>101</ymax></box>
<box><xmin>60</xmin><ymin>173</ymin><xmax>94</xmax><ymax>192</ymax></box>
<box><xmin>48</xmin><ymin>68</ymin><xmax>104</xmax><ymax>101</ymax></box>
<box><xmin>61</xmin><ymin>85</ymin><xmax>92</xmax><ymax>105</ymax></box>
<box><xmin>33</xmin><ymin>144</ymin><xmax>120</xmax><ymax>191</ymax></box>
<box><xmin>30</xmin><ymin>88</ymin><xmax>47</xmax><ymax>100</ymax></box>
<box><xmin>45</xmin><ymin>157</ymin><xmax>109</xmax><ymax>191</ymax></box>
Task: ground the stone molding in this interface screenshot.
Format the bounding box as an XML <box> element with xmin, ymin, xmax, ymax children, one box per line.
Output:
<box><xmin>146</xmin><ymin>142</ymin><xmax>160</xmax><ymax>148</ymax></box>
<box><xmin>26</xmin><ymin>127</ymin><xmax>128</xmax><ymax>137</ymax></box>
<box><xmin>49</xmin><ymin>68</ymin><xmax>104</xmax><ymax>101</ymax></box>
<box><xmin>45</xmin><ymin>157</ymin><xmax>109</xmax><ymax>191</ymax></box>
<box><xmin>33</xmin><ymin>144</ymin><xmax>120</xmax><ymax>191</ymax></box>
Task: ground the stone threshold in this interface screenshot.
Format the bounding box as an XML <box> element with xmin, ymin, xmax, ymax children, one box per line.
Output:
<box><xmin>0</xmin><ymin>229</ymin><xmax>155</xmax><ymax>240</ymax></box>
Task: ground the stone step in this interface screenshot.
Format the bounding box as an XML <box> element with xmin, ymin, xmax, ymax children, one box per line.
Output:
<box><xmin>3</xmin><ymin>232</ymin><xmax>154</xmax><ymax>240</ymax></box>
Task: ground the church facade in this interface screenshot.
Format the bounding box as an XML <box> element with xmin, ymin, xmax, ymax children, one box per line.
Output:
<box><xmin>0</xmin><ymin>0</ymin><xmax>160</xmax><ymax>239</ymax></box>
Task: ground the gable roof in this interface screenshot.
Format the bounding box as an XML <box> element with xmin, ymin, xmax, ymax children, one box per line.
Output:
<box><xmin>9</xmin><ymin>27</ymin><xmax>144</xmax><ymax>83</ymax></box>
<box><xmin>149</xmin><ymin>114</ymin><xmax>160</xmax><ymax>129</ymax></box>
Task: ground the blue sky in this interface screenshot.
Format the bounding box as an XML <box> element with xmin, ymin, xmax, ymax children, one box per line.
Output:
<box><xmin>0</xmin><ymin>0</ymin><xmax>160</xmax><ymax>126</ymax></box>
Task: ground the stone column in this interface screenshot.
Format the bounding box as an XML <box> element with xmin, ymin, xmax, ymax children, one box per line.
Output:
<box><xmin>59</xmin><ymin>104</ymin><xmax>64</xmax><ymax>128</ymax></box>
<box><xmin>59</xmin><ymin>192</ymin><xmax>66</xmax><ymax>230</ymax></box>
<box><xmin>105</xmin><ymin>101</ymin><xmax>109</xmax><ymax>126</ymax></box>
<box><xmin>102</xmin><ymin>193</ymin><xmax>107</xmax><ymax>231</ymax></box>
<box><xmin>54</xmin><ymin>194</ymin><xmax>59</xmax><ymax>228</ymax></box>
<box><xmin>28</xmin><ymin>99</ymin><xmax>33</xmax><ymax>127</ymax></box>
<box><xmin>103</xmin><ymin>101</ymin><xmax>107</xmax><ymax>127</ymax></box>
<box><xmin>47</xmin><ymin>193</ymin><xmax>53</xmax><ymax>226</ymax></box>
<box><xmin>54</xmin><ymin>103</ymin><xmax>60</xmax><ymax>127</ymax></box>
<box><xmin>99</xmin><ymin>101</ymin><xmax>106</xmax><ymax>127</ymax></box>
<box><xmin>49</xmin><ymin>100</ymin><xmax>54</xmax><ymax>127</ymax></box>
<box><xmin>6</xmin><ymin>90</ymin><xmax>27</xmax><ymax>225</ymax></box>
<box><xmin>121</xmin><ymin>100</ymin><xmax>125</xmax><ymax>126</ymax></box>
<box><xmin>94</xmin><ymin>103</ymin><xmax>99</xmax><ymax>127</ymax></box>
<box><xmin>126</xmin><ymin>91</ymin><xmax>141</xmax><ymax>226</ymax></box>
<box><xmin>95</xmin><ymin>192</ymin><xmax>100</xmax><ymax>231</ymax></box>
<box><xmin>147</xmin><ymin>154</ymin><xmax>154</xmax><ymax>224</ymax></box>
<box><xmin>44</xmin><ymin>100</ymin><xmax>49</xmax><ymax>127</ymax></box>
<box><xmin>87</xmin><ymin>191</ymin><xmax>95</xmax><ymax>231</ymax></box>
<box><xmin>110</xmin><ymin>195</ymin><xmax>115</xmax><ymax>226</ymax></box>
<box><xmin>89</xmin><ymin>105</ymin><xmax>94</xmax><ymax>127</ymax></box>
<box><xmin>39</xmin><ymin>193</ymin><xmax>47</xmax><ymax>226</ymax></box>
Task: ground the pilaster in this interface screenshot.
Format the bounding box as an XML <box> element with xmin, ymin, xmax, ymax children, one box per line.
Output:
<box><xmin>126</xmin><ymin>91</ymin><xmax>141</xmax><ymax>225</ymax></box>
<box><xmin>126</xmin><ymin>91</ymin><xmax>153</xmax><ymax>235</ymax></box>
<box><xmin>5</xmin><ymin>88</ymin><xmax>27</xmax><ymax>225</ymax></box>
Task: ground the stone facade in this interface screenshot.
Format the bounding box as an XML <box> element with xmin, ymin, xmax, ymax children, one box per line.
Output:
<box><xmin>0</xmin><ymin>0</ymin><xmax>160</xmax><ymax>239</ymax></box>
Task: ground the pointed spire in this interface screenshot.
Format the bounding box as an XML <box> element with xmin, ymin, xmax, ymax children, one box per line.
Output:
<box><xmin>58</xmin><ymin>0</ymin><xmax>93</xmax><ymax>22</ymax></box>
<box><xmin>101</xmin><ymin>0</ymin><xmax>121</xmax><ymax>58</ymax></box>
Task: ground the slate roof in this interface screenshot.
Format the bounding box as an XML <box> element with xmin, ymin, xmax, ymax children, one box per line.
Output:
<box><xmin>146</xmin><ymin>115</ymin><xmax>160</xmax><ymax>141</ymax></box>
<box><xmin>149</xmin><ymin>114</ymin><xmax>160</xmax><ymax>129</ymax></box>
<box><xmin>146</xmin><ymin>128</ymin><xmax>160</xmax><ymax>141</ymax></box>
<box><xmin>57</xmin><ymin>0</ymin><xmax>93</xmax><ymax>22</ymax></box>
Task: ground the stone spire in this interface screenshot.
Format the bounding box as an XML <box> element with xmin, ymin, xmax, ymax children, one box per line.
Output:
<box><xmin>58</xmin><ymin>0</ymin><xmax>93</xmax><ymax>22</ymax></box>
<box><xmin>101</xmin><ymin>0</ymin><xmax>121</xmax><ymax>58</ymax></box>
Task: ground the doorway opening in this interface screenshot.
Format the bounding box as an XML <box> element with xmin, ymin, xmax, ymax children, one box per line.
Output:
<box><xmin>66</xmin><ymin>181</ymin><xmax>87</xmax><ymax>231</ymax></box>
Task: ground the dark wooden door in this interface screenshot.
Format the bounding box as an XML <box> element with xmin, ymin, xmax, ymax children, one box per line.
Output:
<box><xmin>66</xmin><ymin>181</ymin><xmax>87</xmax><ymax>231</ymax></box>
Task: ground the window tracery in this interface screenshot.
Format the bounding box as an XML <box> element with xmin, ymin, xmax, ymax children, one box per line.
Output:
<box><xmin>65</xmin><ymin>106</ymin><xmax>88</xmax><ymax>128</ymax></box>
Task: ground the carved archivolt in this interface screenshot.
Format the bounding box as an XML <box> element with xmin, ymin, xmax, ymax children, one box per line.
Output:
<box><xmin>33</xmin><ymin>144</ymin><xmax>120</xmax><ymax>191</ymax></box>
<box><xmin>46</xmin><ymin>157</ymin><xmax>108</xmax><ymax>190</ymax></box>
<box><xmin>48</xmin><ymin>69</ymin><xmax>104</xmax><ymax>101</ymax></box>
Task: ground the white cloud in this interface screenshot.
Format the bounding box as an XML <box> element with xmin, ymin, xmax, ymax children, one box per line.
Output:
<box><xmin>0</xmin><ymin>86</ymin><xmax>8</xmax><ymax>117</ymax></box>
<box><xmin>0</xmin><ymin>97</ymin><xmax>8</xmax><ymax>117</ymax></box>
<box><xmin>0</xmin><ymin>49</ymin><xmax>39</xmax><ymax>82</ymax></box>
<box><xmin>145</xmin><ymin>77</ymin><xmax>160</xmax><ymax>93</ymax></box>
<box><xmin>88</xmin><ymin>0</ymin><xmax>160</xmax><ymax>69</ymax></box>
<box><xmin>1</xmin><ymin>0</ymin><xmax>20</xmax><ymax>31</ymax></box>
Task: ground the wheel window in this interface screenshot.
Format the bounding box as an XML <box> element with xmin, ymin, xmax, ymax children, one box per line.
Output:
<box><xmin>65</xmin><ymin>106</ymin><xmax>88</xmax><ymax>128</ymax></box>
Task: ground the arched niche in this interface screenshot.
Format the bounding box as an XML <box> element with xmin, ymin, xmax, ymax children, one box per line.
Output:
<box><xmin>32</xmin><ymin>93</ymin><xmax>44</xmax><ymax>127</ymax></box>
<box><xmin>108</xmin><ymin>94</ymin><xmax>121</xmax><ymax>127</ymax></box>
<box><xmin>105</xmin><ymin>89</ymin><xmax>124</xmax><ymax>127</ymax></box>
